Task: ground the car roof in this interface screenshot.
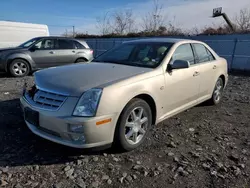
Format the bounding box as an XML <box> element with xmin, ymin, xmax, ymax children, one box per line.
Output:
<box><xmin>123</xmin><ymin>38</ymin><xmax>196</xmax><ymax>44</ymax></box>
<box><xmin>33</xmin><ymin>36</ymin><xmax>82</xmax><ymax>40</ymax></box>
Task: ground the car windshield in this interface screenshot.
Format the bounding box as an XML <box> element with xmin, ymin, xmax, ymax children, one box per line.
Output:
<box><xmin>18</xmin><ymin>38</ymin><xmax>40</xmax><ymax>48</ymax></box>
<box><xmin>94</xmin><ymin>42</ymin><xmax>173</xmax><ymax>68</ymax></box>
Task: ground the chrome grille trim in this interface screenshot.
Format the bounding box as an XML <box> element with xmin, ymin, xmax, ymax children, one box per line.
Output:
<box><xmin>24</xmin><ymin>89</ymin><xmax>67</xmax><ymax>111</ymax></box>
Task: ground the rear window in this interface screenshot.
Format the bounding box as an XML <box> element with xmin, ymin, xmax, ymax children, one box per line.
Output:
<box><xmin>74</xmin><ymin>41</ymin><xmax>85</xmax><ymax>49</ymax></box>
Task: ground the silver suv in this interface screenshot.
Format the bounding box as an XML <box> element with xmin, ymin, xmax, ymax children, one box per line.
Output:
<box><xmin>0</xmin><ymin>37</ymin><xmax>93</xmax><ymax>77</ymax></box>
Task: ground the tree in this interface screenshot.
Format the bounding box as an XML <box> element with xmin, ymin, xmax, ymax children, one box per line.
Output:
<box><xmin>112</xmin><ymin>9</ymin><xmax>135</xmax><ymax>34</ymax></box>
<box><xmin>158</xmin><ymin>26</ymin><xmax>167</xmax><ymax>34</ymax></box>
<box><xmin>200</xmin><ymin>24</ymin><xmax>232</xmax><ymax>35</ymax></box>
<box><xmin>141</xmin><ymin>0</ymin><xmax>165</xmax><ymax>32</ymax></box>
<box><xmin>235</xmin><ymin>8</ymin><xmax>250</xmax><ymax>32</ymax></box>
<box><xmin>96</xmin><ymin>12</ymin><xmax>112</xmax><ymax>35</ymax></box>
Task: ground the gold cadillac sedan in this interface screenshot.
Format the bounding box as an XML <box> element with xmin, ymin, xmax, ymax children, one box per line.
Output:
<box><xmin>20</xmin><ymin>38</ymin><xmax>228</xmax><ymax>151</ymax></box>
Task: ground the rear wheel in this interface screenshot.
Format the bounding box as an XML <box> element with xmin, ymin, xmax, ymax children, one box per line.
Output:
<box><xmin>114</xmin><ymin>98</ymin><xmax>152</xmax><ymax>151</ymax></box>
<box><xmin>75</xmin><ymin>58</ymin><xmax>88</xmax><ymax>63</ymax></box>
<box><xmin>9</xmin><ymin>59</ymin><xmax>30</xmax><ymax>77</ymax></box>
<box><xmin>207</xmin><ymin>77</ymin><xmax>224</xmax><ymax>105</ymax></box>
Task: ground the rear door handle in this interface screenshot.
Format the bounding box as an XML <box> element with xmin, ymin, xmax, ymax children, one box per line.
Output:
<box><xmin>213</xmin><ymin>65</ymin><xmax>217</xmax><ymax>69</ymax></box>
<box><xmin>72</xmin><ymin>51</ymin><xmax>76</xmax><ymax>53</ymax></box>
<box><xmin>193</xmin><ymin>71</ymin><xmax>200</xmax><ymax>77</ymax></box>
<box><xmin>49</xmin><ymin>51</ymin><xmax>55</xmax><ymax>54</ymax></box>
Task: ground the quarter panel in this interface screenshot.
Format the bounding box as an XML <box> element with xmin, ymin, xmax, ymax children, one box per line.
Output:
<box><xmin>74</xmin><ymin>51</ymin><xmax>90</xmax><ymax>61</ymax></box>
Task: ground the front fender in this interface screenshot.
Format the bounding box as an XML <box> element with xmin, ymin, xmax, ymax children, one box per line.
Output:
<box><xmin>95</xmin><ymin>74</ymin><xmax>165</xmax><ymax>142</ymax></box>
<box><xmin>5</xmin><ymin>53</ymin><xmax>34</xmax><ymax>71</ymax></box>
<box><xmin>97</xmin><ymin>74</ymin><xmax>165</xmax><ymax>120</ymax></box>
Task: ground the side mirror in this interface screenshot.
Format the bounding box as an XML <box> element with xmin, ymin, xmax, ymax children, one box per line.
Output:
<box><xmin>168</xmin><ymin>60</ymin><xmax>190</xmax><ymax>70</ymax></box>
<box><xmin>29</xmin><ymin>46</ymin><xmax>39</xmax><ymax>52</ymax></box>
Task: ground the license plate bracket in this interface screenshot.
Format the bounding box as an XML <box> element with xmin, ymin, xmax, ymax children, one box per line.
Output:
<box><xmin>24</xmin><ymin>107</ymin><xmax>39</xmax><ymax>127</ymax></box>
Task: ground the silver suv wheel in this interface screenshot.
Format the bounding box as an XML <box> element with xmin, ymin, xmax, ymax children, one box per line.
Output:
<box><xmin>13</xmin><ymin>62</ymin><xmax>28</xmax><ymax>76</ymax></box>
<box><xmin>9</xmin><ymin>59</ymin><xmax>30</xmax><ymax>77</ymax></box>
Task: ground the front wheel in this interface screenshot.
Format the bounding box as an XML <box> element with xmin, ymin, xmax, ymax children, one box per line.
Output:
<box><xmin>207</xmin><ymin>77</ymin><xmax>224</xmax><ymax>105</ymax></box>
<box><xmin>114</xmin><ymin>98</ymin><xmax>152</xmax><ymax>151</ymax></box>
<box><xmin>9</xmin><ymin>59</ymin><xmax>30</xmax><ymax>77</ymax></box>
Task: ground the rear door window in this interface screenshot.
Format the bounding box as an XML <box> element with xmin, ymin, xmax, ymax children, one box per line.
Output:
<box><xmin>172</xmin><ymin>44</ymin><xmax>195</xmax><ymax>65</ymax></box>
<box><xmin>57</xmin><ymin>39</ymin><xmax>75</xmax><ymax>49</ymax></box>
<box><xmin>206</xmin><ymin>48</ymin><xmax>216</xmax><ymax>61</ymax></box>
<box><xmin>193</xmin><ymin>43</ymin><xmax>215</xmax><ymax>63</ymax></box>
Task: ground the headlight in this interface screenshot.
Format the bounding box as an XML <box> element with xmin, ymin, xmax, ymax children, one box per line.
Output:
<box><xmin>73</xmin><ymin>88</ymin><xmax>102</xmax><ymax>117</ymax></box>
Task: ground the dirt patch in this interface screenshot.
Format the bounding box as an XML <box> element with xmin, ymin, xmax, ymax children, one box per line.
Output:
<box><xmin>0</xmin><ymin>73</ymin><xmax>249</xmax><ymax>188</ymax></box>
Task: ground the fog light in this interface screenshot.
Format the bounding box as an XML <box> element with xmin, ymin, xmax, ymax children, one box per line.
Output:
<box><xmin>69</xmin><ymin>134</ymin><xmax>85</xmax><ymax>142</ymax></box>
<box><xmin>68</xmin><ymin>124</ymin><xmax>84</xmax><ymax>133</ymax></box>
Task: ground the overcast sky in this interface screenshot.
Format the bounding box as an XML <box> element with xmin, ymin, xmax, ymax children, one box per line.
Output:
<box><xmin>0</xmin><ymin>0</ymin><xmax>249</xmax><ymax>35</ymax></box>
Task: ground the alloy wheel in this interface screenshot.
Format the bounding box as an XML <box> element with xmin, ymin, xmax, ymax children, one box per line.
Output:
<box><xmin>12</xmin><ymin>62</ymin><xmax>27</xmax><ymax>76</ymax></box>
<box><xmin>213</xmin><ymin>79</ymin><xmax>223</xmax><ymax>102</ymax></box>
<box><xmin>124</xmin><ymin>107</ymin><xmax>148</xmax><ymax>145</ymax></box>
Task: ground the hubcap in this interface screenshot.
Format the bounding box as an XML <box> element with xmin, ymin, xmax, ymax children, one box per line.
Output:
<box><xmin>13</xmin><ymin>62</ymin><xmax>27</xmax><ymax>75</ymax></box>
<box><xmin>213</xmin><ymin>79</ymin><xmax>223</xmax><ymax>102</ymax></box>
<box><xmin>125</xmin><ymin>107</ymin><xmax>148</xmax><ymax>145</ymax></box>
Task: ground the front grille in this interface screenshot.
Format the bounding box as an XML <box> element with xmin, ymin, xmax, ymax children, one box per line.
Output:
<box><xmin>25</xmin><ymin>89</ymin><xmax>67</xmax><ymax>111</ymax></box>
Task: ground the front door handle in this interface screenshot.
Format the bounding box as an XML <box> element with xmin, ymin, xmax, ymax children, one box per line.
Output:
<box><xmin>213</xmin><ymin>65</ymin><xmax>217</xmax><ymax>69</ymax></box>
<box><xmin>193</xmin><ymin>71</ymin><xmax>200</xmax><ymax>77</ymax></box>
<box><xmin>49</xmin><ymin>51</ymin><xmax>55</xmax><ymax>54</ymax></box>
<box><xmin>72</xmin><ymin>50</ymin><xmax>76</xmax><ymax>53</ymax></box>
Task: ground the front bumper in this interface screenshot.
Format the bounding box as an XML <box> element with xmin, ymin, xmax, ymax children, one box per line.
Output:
<box><xmin>20</xmin><ymin>97</ymin><xmax>118</xmax><ymax>149</ymax></box>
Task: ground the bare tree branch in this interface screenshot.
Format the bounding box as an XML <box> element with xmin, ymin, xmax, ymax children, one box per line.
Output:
<box><xmin>235</xmin><ymin>8</ymin><xmax>250</xmax><ymax>32</ymax></box>
<box><xmin>112</xmin><ymin>9</ymin><xmax>135</xmax><ymax>34</ymax></box>
<box><xmin>96</xmin><ymin>12</ymin><xmax>112</xmax><ymax>35</ymax></box>
<box><xmin>141</xmin><ymin>0</ymin><xmax>166</xmax><ymax>32</ymax></box>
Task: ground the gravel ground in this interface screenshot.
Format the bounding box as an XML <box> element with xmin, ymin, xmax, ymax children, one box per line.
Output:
<box><xmin>0</xmin><ymin>72</ymin><xmax>249</xmax><ymax>188</ymax></box>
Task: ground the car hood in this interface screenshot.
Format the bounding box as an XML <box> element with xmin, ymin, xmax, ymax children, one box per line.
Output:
<box><xmin>34</xmin><ymin>62</ymin><xmax>152</xmax><ymax>97</ymax></box>
<box><xmin>0</xmin><ymin>47</ymin><xmax>26</xmax><ymax>53</ymax></box>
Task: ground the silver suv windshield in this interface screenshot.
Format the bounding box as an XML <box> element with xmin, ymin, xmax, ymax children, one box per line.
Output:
<box><xmin>18</xmin><ymin>38</ymin><xmax>41</xmax><ymax>48</ymax></box>
<box><xmin>94</xmin><ymin>42</ymin><xmax>173</xmax><ymax>68</ymax></box>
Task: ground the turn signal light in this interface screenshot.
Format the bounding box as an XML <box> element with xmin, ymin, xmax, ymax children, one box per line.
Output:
<box><xmin>96</xmin><ymin>118</ymin><xmax>111</xmax><ymax>126</ymax></box>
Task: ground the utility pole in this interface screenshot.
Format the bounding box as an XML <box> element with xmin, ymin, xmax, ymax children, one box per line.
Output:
<box><xmin>212</xmin><ymin>7</ymin><xmax>235</xmax><ymax>32</ymax></box>
<box><xmin>65</xmin><ymin>29</ymin><xmax>68</xmax><ymax>37</ymax></box>
<box><xmin>72</xmin><ymin>26</ymin><xmax>75</xmax><ymax>38</ymax></box>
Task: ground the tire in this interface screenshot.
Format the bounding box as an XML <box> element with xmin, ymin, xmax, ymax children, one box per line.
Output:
<box><xmin>9</xmin><ymin>59</ymin><xmax>30</xmax><ymax>77</ymax></box>
<box><xmin>207</xmin><ymin>77</ymin><xmax>224</xmax><ymax>105</ymax></box>
<box><xmin>114</xmin><ymin>98</ymin><xmax>152</xmax><ymax>151</ymax></box>
<box><xmin>75</xmin><ymin>58</ymin><xmax>88</xmax><ymax>63</ymax></box>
